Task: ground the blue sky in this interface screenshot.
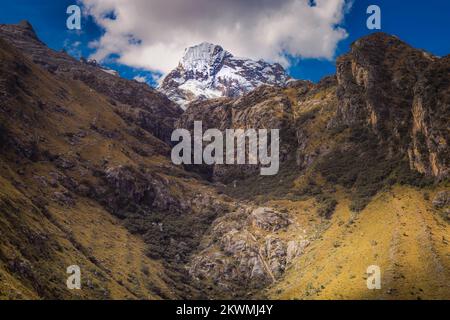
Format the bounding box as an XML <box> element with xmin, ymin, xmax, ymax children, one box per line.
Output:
<box><xmin>0</xmin><ymin>0</ymin><xmax>449</xmax><ymax>85</ymax></box>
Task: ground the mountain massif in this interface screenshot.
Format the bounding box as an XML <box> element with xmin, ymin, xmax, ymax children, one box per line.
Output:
<box><xmin>0</xmin><ymin>21</ymin><xmax>449</xmax><ymax>300</ymax></box>
<box><xmin>159</xmin><ymin>42</ymin><xmax>290</xmax><ymax>109</ymax></box>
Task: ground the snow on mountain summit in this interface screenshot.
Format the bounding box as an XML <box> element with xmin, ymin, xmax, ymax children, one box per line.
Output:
<box><xmin>159</xmin><ymin>43</ymin><xmax>290</xmax><ymax>109</ymax></box>
<box><xmin>180</xmin><ymin>42</ymin><xmax>230</xmax><ymax>75</ymax></box>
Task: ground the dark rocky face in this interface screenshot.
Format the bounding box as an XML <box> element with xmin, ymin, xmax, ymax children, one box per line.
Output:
<box><xmin>334</xmin><ymin>33</ymin><xmax>449</xmax><ymax>178</ymax></box>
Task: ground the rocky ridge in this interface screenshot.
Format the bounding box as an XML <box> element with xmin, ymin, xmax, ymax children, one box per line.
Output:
<box><xmin>0</xmin><ymin>20</ymin><xmax>182</xmax><ymax>143</ymax></box>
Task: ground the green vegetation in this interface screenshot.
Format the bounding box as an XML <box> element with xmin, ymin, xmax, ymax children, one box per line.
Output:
<box><xmin>316</xmin><ymin>194</ymin><xmax>338</xmax><ymax>219</ymax></box>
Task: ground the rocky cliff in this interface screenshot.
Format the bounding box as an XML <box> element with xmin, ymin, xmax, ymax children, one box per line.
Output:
<box><xmin>178</xmin><ymin>33</ymin><xmax>449</xmax><ymax>186</ymax></box>
<box><xmin>334</xmin><ymin>33</ymin><xmax>449</xmax><ymax>179</ymax></box>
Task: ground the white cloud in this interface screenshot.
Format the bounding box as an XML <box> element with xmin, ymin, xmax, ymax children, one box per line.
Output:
<box><xmin>64</xmin><ymin>39</ymin><xmax>82</xmax><ymax>58</ymax></box>
<box><xmin>81</xmin><ymin>0</ymin><xmax>349</xmax><ymax>74</ymax></box>
<box><xmin>151</xmin><ymin>72</ymin><xmax>163</xmax><ymax>85</ymax></box>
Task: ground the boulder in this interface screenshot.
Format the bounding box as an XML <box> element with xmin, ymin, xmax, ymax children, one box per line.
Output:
<box><xmin>249</xmin><ymin>207</ymin><xmax>290</xmax><ymax>232</ymax></box>
<box><xmin>432</xmin><ymin>191</ymin><xmax>450</xmax><ymax>209</ymax></box>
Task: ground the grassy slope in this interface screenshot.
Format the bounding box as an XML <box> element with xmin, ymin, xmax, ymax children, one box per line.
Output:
<box><xmin>0</xmin><ymin>175</ymin><xmax>172</xmax><ymax>299</ymax></box>
<box><xmin>0</xmin><ymin>39</ymin><xmax>180</xmax><ymax>299</ymax></box>
<box><xmin>267</xmin><ymin>186</ymin><xmax>450</xmax><ymax>300</ymax></box>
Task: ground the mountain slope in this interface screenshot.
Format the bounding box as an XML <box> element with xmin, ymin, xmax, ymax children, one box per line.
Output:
<box><xmin>0</xmin><ymin>22</ymin><xmax>448</xmax><ymax>300</ymax></box>
<box><xmin>268</xmin><ymin>186</ymin><xmax>450</xmax><ymax>300</ymax></box>
<box><xmin>177</xmin><ymin>33</ymin><xmax>450</xmax><ymax>299</ymax></box>
<box><xmin>0</xmin><ymin>29</ymin><xmax>229</xmax><ymax>299</ymax></box>
<box><xmin>0</xmin><ymin>37</ymin><xmax>176</xmax><ymax>299</ymax></box>
<box><xmin>159</xmin><ymin>42</ymin><xmax>290</xmax><ymax>109</ymax></box>
<box><xmin>0</xmin><ymin>20</ymin><xmax>182</xmax><ymax>144</ymax></box>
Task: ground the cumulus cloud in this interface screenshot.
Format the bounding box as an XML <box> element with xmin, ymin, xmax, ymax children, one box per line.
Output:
<box><xmin>81</xmin><ymin>0</ymin><xmax>349</xmax><ymax>74</ymax></box>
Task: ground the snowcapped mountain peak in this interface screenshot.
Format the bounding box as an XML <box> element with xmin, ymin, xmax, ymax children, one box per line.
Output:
<box><xmin>159</xmin><ymin>43</ymin><xmax>290</xmax><ymax>109</ymax></box>
<box><xmin>180</xmin><ymin>42</ymin><xmax>230</xmax><ymax>73</ymax></box>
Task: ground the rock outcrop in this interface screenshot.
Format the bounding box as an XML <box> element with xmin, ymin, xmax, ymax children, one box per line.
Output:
<box><xmin>189</xmin><ymin>206</ymin><xmax>309</xmax><ymax>297</ymax></box>
<box><xmin>177</xmin><ymin>85</ymin><xmax>297</xmax><ymax>181</ymax></box>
